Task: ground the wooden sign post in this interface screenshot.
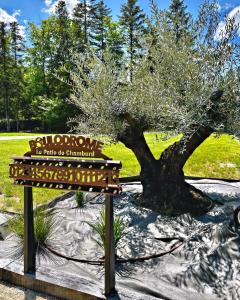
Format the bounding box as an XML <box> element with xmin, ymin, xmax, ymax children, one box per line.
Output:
<box><xmin>9</xmin><ymin>135</ymin><xmax>122</xmax><ymax>296</ymax></box>
<box><xmin>24</xmin><ymin>186</ymin><xmax>35</xmax><ymax>274</ymax></box>
<box><xmin>105</xmin><ymin>194</ymin><xmax>115</xmax><ymax>296</ymax></box>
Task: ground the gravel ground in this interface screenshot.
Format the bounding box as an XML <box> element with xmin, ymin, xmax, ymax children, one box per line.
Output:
<box><xmin>0</xmin><ymin>280</ymin><xmax>59</xmax><ymax>300</ymax></box>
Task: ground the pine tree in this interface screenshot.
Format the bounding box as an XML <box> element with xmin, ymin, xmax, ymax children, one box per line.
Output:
<box><xmin>9</xmin><ymin>21</ymin><xmax>25</xmax><ymax>131</ymax></box>
<box><xmin>119</xmin><ymin>0</ymin><xmax>146</xmax><ymax>80</ymax></box>
<box><xmin>54</xmin><ymin>0</ymin><xmax>73</xmax><ymax>99</ymax></box>
<box><xmin>0</xmin><ymin>22</ymin><xmax>10</xmax><ymax>131</ymax></box>
<box><xmin>10</xmin><ymin>22</ymin><xmax>24</xmax><ymax>65</ymax></box>
<box><xmin>73</xmin><ymin>0</ymin><xmax>98</xmax><ymax>47</ymax></box>
<box><xmin>167</xmin><ymin>0</ymin><xmax>191</xmax><ymax>43</ymax></box>
<box><xmin>72</xmin><ymin>9</ymin><xmax>85</xmax><ymax>53</ymax></box>
<box><xmin>94</xmin><ymin>0</ymin><xmax>111</xmax><ymax>59</ymax></box>
<box><xmin>55</xmin><ymin>0</ymin><xmax>71</xmax><ymax>62</ymax></box>
<box><xmin>73</xmin><ymin>0</ymin><xmax>87</xmax><ymax>45</ymax></box>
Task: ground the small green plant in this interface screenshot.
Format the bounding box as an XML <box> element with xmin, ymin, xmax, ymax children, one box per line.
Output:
<box><xmin>75</xmin><ymin>191</ymin><xmax>85</xmax><ymax>208</ymax></box>
<box><xmin>86</xmin><ymin>208</ymin><xmax>125</xmax><ymax>249</ymax></box>
<box><xmin>7</xmin><ymin>208</ymin><xmax>57</xmax><ymax>256</ymax></box>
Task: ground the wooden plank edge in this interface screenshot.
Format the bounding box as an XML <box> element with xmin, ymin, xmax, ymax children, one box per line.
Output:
<box><xmin>0</xmin><ymin>267</ymin><xmax>105</xmax><ymax>300</ymax></box>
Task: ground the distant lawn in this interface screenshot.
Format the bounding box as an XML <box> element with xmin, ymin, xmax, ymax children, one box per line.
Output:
<box><xmin>0</xmin><ymin>133</ymin><xmax>239</xmax><ymax>212</ymax></box>
<box><xmin>104</xmin><ymin>133</ymin><xmax>240</xmax><ymax>179</ymax></box>
<box><xmin>0</xmin><ymin>132</ymin><xmax>44</xmax><ymax>136</ymax></box>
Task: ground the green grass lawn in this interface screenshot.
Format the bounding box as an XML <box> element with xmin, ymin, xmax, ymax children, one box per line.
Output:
<box><xmin>104</xmin><ymin>133</ymin><xmax>240</xmax><ymax>179</ymax></box>
<box><xmin>0</xmin><ymin>133</ymin><xmax>239</xmax><ymax>212</ymax></box>
<box><xmin>0</xmin><ymin>132</ymin><xmax>44</xmax><ymax>136</ymax></box>
<box><xmin>0</xmin><ymin>139</ymin><xmax>64</xmax><ymax>212</ymax></box>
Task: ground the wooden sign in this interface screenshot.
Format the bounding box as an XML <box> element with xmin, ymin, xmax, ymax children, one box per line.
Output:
<box><xmin>9</xmin><ymin>156</ymin><xmax>121</xmax><ymax>194</ymax></box>
<box><xmin>10</xmin><ymin>135</ymin><xmax>121</xmax><ymax>194</ymax></box>
<box><xmin>9</xmin><ymin>134</ymin><xmax>120</xmax><ymax>295</ymax></box>
<box><xmin>25</xmin><ymin>135</ymin><xmax>110</xmax><ymax>160</ymax></box>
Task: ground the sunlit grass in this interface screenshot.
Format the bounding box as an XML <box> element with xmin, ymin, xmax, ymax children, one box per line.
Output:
<box><xmin>0</xmin><ymin>133</ymin><xmax>239</xmax><ymax>212</ymax></box>
<box><xmin>0</xmin><ymin>138</ymin><xmax>64</xmax><ymax>212</ymax></box>
<box><xmin>104</xmin><ymin>133</ymin><xmax>240</xmax><ymax>179</ymax></box>
<box><xmin>183</xmin><ymin>134</ymin><xmax>240</xmax><ymax>179</ymax></box>
<box><xmin>0</xmin><ymin>132</ymin><xmax>45</xmax><ymax>136</ymax></box>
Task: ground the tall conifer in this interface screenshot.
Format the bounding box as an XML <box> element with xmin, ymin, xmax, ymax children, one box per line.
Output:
<box><xmin>94</xmin><ymin>0</ymin><xmax>111</xmax><ymax>58</ymax></box>
<box><xmin>167</xmin><ymin>0</ymin><xmax>191</xmax><ymax>43</ymax></box>
<box><xmin>73</xmin><ymin>0</ymin><xmax>98</xmax><ymax>47</ymax></box>
<box><xmin>55</xmin><ymin>0</ymin><xmax>71</xmax><ymax>62</ymax></box>
<box><xmin>0</xmin><ymin>22</ymin><xmax>10</xmax><ymax>130</ymax></box>
<box><xmin>119</xmin><ymin>0</ymin><xmax>146</xmax><ymax>80</ymax></box>
<box><xmin>9</xmin><ymin>21</ymin><xmax>25</xmax><ymax>131</ymax></box>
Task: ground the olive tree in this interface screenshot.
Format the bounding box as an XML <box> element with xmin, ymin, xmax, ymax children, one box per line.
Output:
<box><xmin>69</xmin><ymin>1</ymin><xmax>240</xmax><ymax>216</ymax></box>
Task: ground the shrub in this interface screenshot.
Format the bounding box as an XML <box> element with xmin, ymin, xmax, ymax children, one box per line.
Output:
<box><xmin>7</xmin><ymin>208</ymin><xmax>57</xmax><ymax>255</ymax></box>
<box><xmin>86</xmin><ymin>208</ymin><xmax>125</xmax><ymax>249</ymax></box>
<box><xmin>75</xmin><ymin>191</ymin><xmax>85</xmax><ymax>208</ymax></box>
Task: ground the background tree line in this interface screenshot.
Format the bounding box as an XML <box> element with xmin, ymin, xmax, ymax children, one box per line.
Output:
<box><xmin>0</xmin><ymin>0</ymin><xmax>190</xmax><ymax>132</ymax></box>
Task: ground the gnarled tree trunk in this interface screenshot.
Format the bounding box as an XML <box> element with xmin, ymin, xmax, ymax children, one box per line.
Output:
<box><xmin>118</xmin><ymin>126</ymin><xmax>214</xmax><ymax>216</ymax></box>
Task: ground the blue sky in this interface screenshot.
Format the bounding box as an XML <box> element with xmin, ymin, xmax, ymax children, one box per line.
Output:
<box><xmin>0</xmin><ymin>0</ymin><xmax>239</xmax><ymax>35</ymax></box>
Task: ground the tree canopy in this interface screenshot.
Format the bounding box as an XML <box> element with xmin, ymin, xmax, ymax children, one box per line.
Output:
<box><xmin>70</xmin><ymin>2</ymin><xmax>240</xmax><ymax>140</ymax></box>
<box><xmin>69</xmin><ymin>1</ymin><xmax>240</xmax><ymax>215</ymax></box>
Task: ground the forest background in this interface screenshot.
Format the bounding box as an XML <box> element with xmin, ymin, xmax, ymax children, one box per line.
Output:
<box><xmin>0</xmin><ymin>0</ymin><xmax>231</xmax><ymax>132</ymax></box>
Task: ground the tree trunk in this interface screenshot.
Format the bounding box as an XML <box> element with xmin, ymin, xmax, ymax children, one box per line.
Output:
<box><xmin>119</xmin><ymin>126</ymin><xmax>214</xmax><ymax>216</ymax></box>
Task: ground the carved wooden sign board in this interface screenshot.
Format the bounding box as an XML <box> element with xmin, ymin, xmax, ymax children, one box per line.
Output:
<box><xmin>9</xmin><ymin>135</ymin><xmax>122</xmax><ymax>195</ymax></box>
<box><xmin>9</xmin><ymin>135</ymin><xmax>120</xmax><ymax>296</ymax></box>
